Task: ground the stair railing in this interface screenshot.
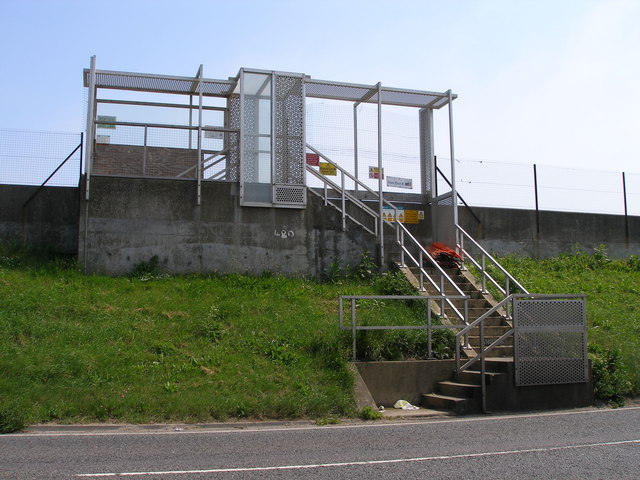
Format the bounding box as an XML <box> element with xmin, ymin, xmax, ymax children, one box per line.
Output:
<box><xmin>305</xmin><ymin>143</ymin><xmax>397</xmax><ymax>235</ymax></box>
<box><xmin>396</xmin><ymin>222</ymin><xmax>469</xmax><ymax>333</ymax></box>
<box><xmin>455</xmin><ymin>294</ymin><xmax>516</xmax><ymax>413</ymax></box>
<box><xmin>306</xmin><ymin>143</ymin><xmax>469</xmax><ymax>333</ymax></box>
<box><xmin>456</xmin><ymin>224</ymin><xmax>529</xmax><ymax>316</ymax></box>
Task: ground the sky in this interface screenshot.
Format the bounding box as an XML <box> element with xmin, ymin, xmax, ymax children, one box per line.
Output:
<box><xmin>1</xmin><ymin>0</ymin><xmax>639</xmax><ymax>184</ymax></box>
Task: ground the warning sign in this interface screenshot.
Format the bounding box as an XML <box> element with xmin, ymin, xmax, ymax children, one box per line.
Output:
<box><xmin>306</xmin><ymin>153</ymin><xmax>320</xmax><ymax>166</ymax></box>
<box><xmin>382</xmin><ymin>207</ymin><xmax>395</xmax><ymax>222</ymax></box>
<box><xmin>319</xmin><ymin>162</ymin><xmax>337</xmax><ymax>176</ymax></box>
<box><xmin>369</xmin><ymin>166</ymin><xmax>384</xmax><ymax>179</ymax></box>
<box><xmin>404</xmin><ymin>210</ymin><xmax>419</xmax><ymax>224</ymax></box>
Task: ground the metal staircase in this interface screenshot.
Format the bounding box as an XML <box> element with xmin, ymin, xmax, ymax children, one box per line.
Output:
<box><xmin>310</xmin><ymin>144</ymin><xmax>589</xmax><ymax>415</ymax></box>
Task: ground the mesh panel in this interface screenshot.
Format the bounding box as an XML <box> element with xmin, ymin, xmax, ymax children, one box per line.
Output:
<box><xmin>274</xmin><ymin>75</ymin><xmax>305</xmax><ymax>185</ymax></box>
<box><xmin>227</xmin><ymin>95</ymin><xmax>241</xmax><ymax>181</ymax></box>
<box><xmin>274</xmin><ymin>185</ymin><xmax>306</xmax><ymax>205</ymax></box>
<box><xmin>514</xmin><ymin>299</ymin><xmax>588</xmax><ymax>386</ymax></box>
<box><xmin>0</xmin><ymin>129</ymin><xmax>82</xmax><ymax>186</ymax></box>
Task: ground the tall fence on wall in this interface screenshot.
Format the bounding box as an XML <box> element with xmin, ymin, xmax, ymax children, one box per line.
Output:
<box><xmin>435</xmin><ymin>157</ymin><xmax>640</xmax><ymax>218</ymax></box>
<box><xmin>0</xmin><ymin>129</ymin><xmax>83</xmax><ymax>187</ymax></box>
<box><xmin>2</xmin><ymin>126</ymin><xmax>639</xmax><ymax>222</ymax></box>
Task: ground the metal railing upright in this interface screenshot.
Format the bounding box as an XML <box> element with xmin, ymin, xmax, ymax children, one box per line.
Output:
<box><xmin>307</xmin><ymin>143</ymin><xmax>470</xmax><ymax>331</ymax></box>
<box><xmin>456</xmin><ymin>224</ymin><xmax>529</xmax><ymax>311</ymax></box>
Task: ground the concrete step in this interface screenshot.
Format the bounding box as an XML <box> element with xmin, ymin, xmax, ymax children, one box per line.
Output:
<box><xmin>421</xmin><ymin>393</ymin><xmax>480</xmax><ymax>415</ymax></box>
<box><xmin>438</xmin><ymin>380</ymin><xmax>482</xmax><ymax>399</ymax></box>
<box><xmin>453</xmin><ymin>369</ymin><xmax>503</xmax><ymax>385</ymax></box>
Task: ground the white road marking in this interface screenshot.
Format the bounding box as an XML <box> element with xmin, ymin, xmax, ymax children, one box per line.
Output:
<box><xmin>5</xmin><ymin>406</ymin><xmax>640</xmax><ymax>438</ymax></box>
<box><xmin>76</xmin><ymin>439</ymin><xmax>640</xmax><ymax>477</ymax></box>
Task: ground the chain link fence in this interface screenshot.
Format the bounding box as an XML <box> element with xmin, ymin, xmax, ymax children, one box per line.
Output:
<box><xmin>1</xmin><ymin>126</ymin><xmax>638</xmax><ymax>218</ymax></box>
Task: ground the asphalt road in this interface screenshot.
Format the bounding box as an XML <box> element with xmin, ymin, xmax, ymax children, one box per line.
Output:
<box><xmin>1</xmin><ymin>407</ymin><xmax>639</xmax><ymax>479</ymax></box>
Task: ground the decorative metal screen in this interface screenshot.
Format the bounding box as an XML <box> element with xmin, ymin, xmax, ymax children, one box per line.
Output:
<box><xmin>274</xmin><ymin>74</ymin><xmax>305</xmax><ymax>206</ymax></box>
<box><xmin>226</xmin><ymin>94</ymin><xmax>241</xmax><ymax>181</ymax></box>
<box><xmin>514</xmin><ymin>298</ymin><xmax>588</xmax><ymax>386</ymax></box>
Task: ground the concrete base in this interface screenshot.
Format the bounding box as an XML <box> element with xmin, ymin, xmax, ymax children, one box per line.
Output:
<box><xmin>354</xmin><ymin>359</ymin><xmax>593</xmax><ymax>413</ymax></box>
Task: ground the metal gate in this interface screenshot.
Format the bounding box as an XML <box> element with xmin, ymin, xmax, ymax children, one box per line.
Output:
<box><xmin>514</xmin><ymin>295</ymin><xmax>588</xmax><ymax>386</ymax></box>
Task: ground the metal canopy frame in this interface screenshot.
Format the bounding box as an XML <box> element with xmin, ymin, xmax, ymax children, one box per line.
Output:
<box><xmin>84</xmin><ymin>58</ymin><xmax>460</xmax><ymax>264</ymax></box>
<box><xmin>83</xmin><ymin>67</ymin><xmax>456</xmax><ymax>109</ymax></box>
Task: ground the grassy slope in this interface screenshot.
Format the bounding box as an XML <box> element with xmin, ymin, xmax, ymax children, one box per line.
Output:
<box><xmin>1</xmin><ymin>252</ymin><xmax>386</xmax><ymax>424</ymax></box>
<box><xmin>1</xmin><ymin>247</ymin><xmax>638</xmax><ymax>427</ymax></box>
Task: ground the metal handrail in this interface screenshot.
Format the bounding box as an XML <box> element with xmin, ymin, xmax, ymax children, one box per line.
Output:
<box><xmin>456</xmin><ymin>224</ymin><xmax>529</xmax><ymax>299</ymax></box>
<box><xmin>396</xmin><ymin>223</ymin><xmax>468</xmax><ymax>329</ymax></box>
<box><xmin>307</xmin><ymin>142</ymin><xmax>469</xmax><ymax>330</ymax></box>
<box><xmin>339</xmin><ymin>294</ymin><xmax>469</xmax><ymax>361</ymax></box>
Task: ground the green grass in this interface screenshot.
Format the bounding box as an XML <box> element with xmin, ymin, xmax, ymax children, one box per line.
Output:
<box><xmin>2</xmin><ymin>243</ymin><xmax>638</xmax><ymax>430</ymax></box>
<box><xmin>0</xmin><ymin>248</ymin><xmax>383</xmax><ymax>427</ymax></box>
<box><xmin>497</xmin><ymin>246</ymin><xmax>640</xmax><ymax>396</ymax></box>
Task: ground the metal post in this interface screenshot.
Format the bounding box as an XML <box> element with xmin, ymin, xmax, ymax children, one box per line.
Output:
<box><xmin>480</xmin><ymin>321</ymin><xmax>486</xmax><ymax>413</ymax></box>
<box><xmin>351</xmin><ymin>298</ymin><xmax>357</xmax><ymax>361</ymax></box>
<box><xmin>196</xmin><ymin>65</ymin><xmax>203</xmax><ymax>206</ymax></box>
<box><xmin>623</xmin><ymin>172</ymin><xmax>629</xmax><ymax>239</ymax></box>
<box><xmin>440</xmin><ymin>275</ymin><xmax>445</xmax><ymax>318</ymax></box>
<box><xmin>427</xmin><ymin>301</ymin><xmax>433</xmax><ymax>359</ymax></box>
<box><xmin>189</xmin><ymin>94</ymin><xmax>193</xmax><ymax>150</ymax></box>
<box><xmin>434</xmin><ymin>155</ymin><xmax>438</xmax><ymax>197</ymax></box>
<box><xmin>481</xmin><ymin>255</ymin><xmax>487</xmax><ymax>293</ymax></box>
<box><xmin>534</xmin><ymin>164</ymin><xmax>540</xmax><ymax>235</ymax></box>
<box><xmin>353</xmin><ymin>104</ymin><xmax>359</xmax><ymax>191</ymax></box>
<box><xmin>419</xmin><ymin>251</ymin><xmax>424</xmax><ymax>291</ymax></box>
<box><xmin>377</xmin><ymin>82</ymin><xmax>384</xmax><ymax>269</ymax></box>
<box><xmin>447</xmin><ymin>91</ymin><xmax>458</xmax><ymax>234</ymax></box>
<box><xmin>464</xmin><ymin>300</ymin><xmax>469</xmax><ymax>348</ymax></box>
<box><xmin>85</xmin><ymin>55</ymin><xmax>97</xmax><ymax>201</ymax></box>
<box><xmin>143</xmin><ymin>125</ymin><xmax>148</xmax><ymax>175</ymax></box>
<box><xmin>79</xmin><ymin>132</ymin><xmax>84</xmax><ymax>180</ymax></box>
<box><xmin>341</xmin><ymin>171</ymin><xmax>346</xmax><ymax>231</ymax></box>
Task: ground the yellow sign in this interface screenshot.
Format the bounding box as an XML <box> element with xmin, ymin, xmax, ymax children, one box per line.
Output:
<box><xmin>369</xmin><ymin>166</ymin><xmax>384</xmax><ymax>179</ymax></box>
<box><xmin>418</xmin><ymin>210</ymin><xmax>425</xmax><ymax>220</ymax></box>
<box><xmin>404</xmin><ymin>210</ymin><xmax>419</xmax><ymax>224</ymax></box>
<box><xmin>319</xmin><ymin>162</ymin><xmax>337</xmax><ymax>176</ymax></box>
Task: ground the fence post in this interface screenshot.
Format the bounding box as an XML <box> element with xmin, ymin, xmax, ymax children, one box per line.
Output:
<box><xmin>533</xmin><ymin>164</ymin><xmax>540</xmax><ymax>235</ymax></box>
<box><xmin>623</xmin><ymin>172</ymin><xmax>629</xmax><ymax>240</ymax></box>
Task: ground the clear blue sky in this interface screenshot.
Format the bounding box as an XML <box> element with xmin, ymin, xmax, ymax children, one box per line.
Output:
<box><xmin>1</xmin><ymin>0</ymin><xmax>639</xmax><ymax>174</ymax></box>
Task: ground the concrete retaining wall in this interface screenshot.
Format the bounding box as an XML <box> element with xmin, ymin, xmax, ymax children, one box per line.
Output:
<box><xmin>459</xmin><ymin>206</ymin><xmax>640</xmax><ymax>258</ymax></box>
<box><xmin>0</xmin><ymin>184</ymin><xmax>79</xmax><ymax>254</ymax></box>
<box><xmin>3</xmin><ymin>177</ymin><xmax>640</xmax><ymax>274</ymax></box>
<box><xmin>78</xmin><ymin>176</ymin><xmax>416</xmax><ymax>276</ymax></box>
<box><xmin>355</xmin><ymin>360</ymin><xmax>593</xmax><ymax>412</ymax></box>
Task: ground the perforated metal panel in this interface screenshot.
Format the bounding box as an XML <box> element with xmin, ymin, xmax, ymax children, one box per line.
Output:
<box><xmin>514</xmin><ymin>299</ymin><xmax>588</xmax><ymax>386</ymax></box>
<box><xmin>226</xmin><ymin>94</ymin><xmax>241</xmax><ymax>181</ymax></box>
<box><xmin>274</xmin><ymin>185</ymin><xmax>306</xmax><ymax>205</ymax></box>
<box><xmin>274</xmin><ymin>75</ymin><xmax>305</xmax><ymax>191</ymax></box>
